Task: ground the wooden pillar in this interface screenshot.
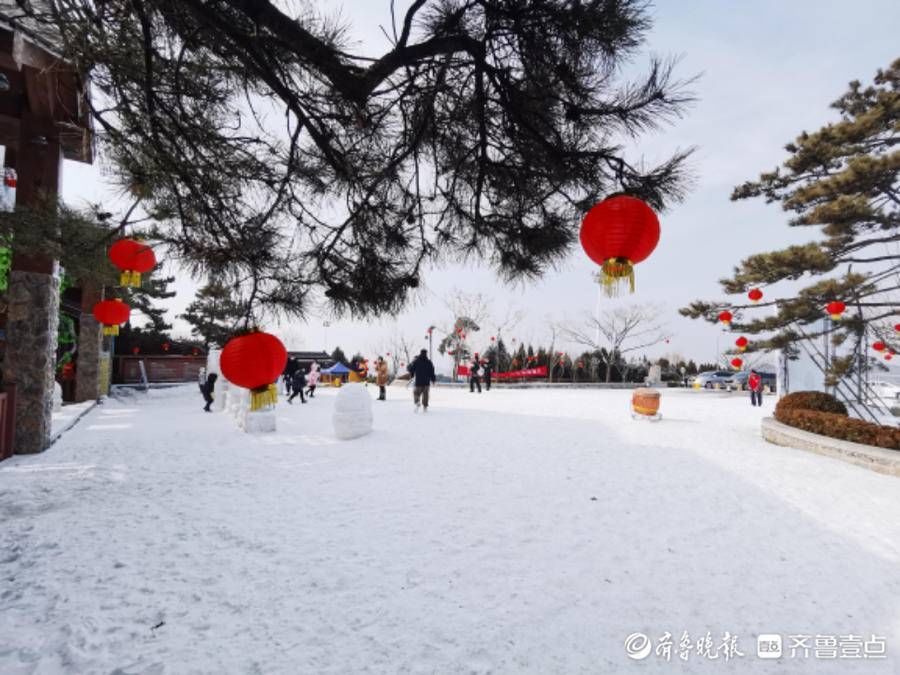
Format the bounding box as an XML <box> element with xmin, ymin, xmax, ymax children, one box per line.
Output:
<box><xmin>3</xmin><ymin>113</ymin><xmax>62</xmax><ymax>453</ymax></box>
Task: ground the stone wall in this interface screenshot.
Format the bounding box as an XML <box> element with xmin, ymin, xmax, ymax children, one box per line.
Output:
<box><xmin>3</xmin><ymin>269</ymin><xmax>60</xmax><ymax>453</ymax></box>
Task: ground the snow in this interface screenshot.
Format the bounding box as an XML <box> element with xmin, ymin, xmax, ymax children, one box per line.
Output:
<box><xmin>50</xmin><ymin>400</ymin><xmax>96</xmax><ymax>441</ymax></box>
<box><xmin>1</xmin><ymin>384</ymin><xmax>899</xmax><ymax>673</ymax></box>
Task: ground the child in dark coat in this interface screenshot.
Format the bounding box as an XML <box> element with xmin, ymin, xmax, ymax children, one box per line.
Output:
<box><xmin>289</xmin><ymin>369</ymin><xmax>307</xmax><ymax>404</ymax></box>
<box><xmin>201</xmin><ymin>372</ymin><xmax>218</xmax><ymax>412</ymax></box>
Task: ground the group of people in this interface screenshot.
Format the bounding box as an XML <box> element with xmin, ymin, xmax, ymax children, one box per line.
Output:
<box><xmin>284</xmin><ymin>361</ymin><xmax>320</xmax><ymax>404</ymax></box>
<box><xmin>467</xmin><ymin>352</ymin><xmax>493</xmax><ymax>393</ymax></box>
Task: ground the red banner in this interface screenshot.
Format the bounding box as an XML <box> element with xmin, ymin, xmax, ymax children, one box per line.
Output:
<box><xmin>457</xmin><ymin>365</ymin><xmax>547</xmax><ymax>380</ymax></box>
<box><xmin>496</xmin><ymin>366</ymin><xmax>547</xmax><ymax>379</ymax></box>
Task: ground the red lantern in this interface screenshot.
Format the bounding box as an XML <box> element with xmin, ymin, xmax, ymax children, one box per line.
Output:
<box><xmin>580</xmin><ymin>195</ymin><xmax>660</xmax><ymax>294</ymax></box>
<box><xmin>886</xmin><ymin>353</ymin><xmax>893</xmax><ymax>361</ymax></box>
<box><xmin>894</xmin><ymin>324</ymin><xmax>900</xmax><ymax>333</ymax></box>
<box><xmin>220</xmin><ymin>331</ymin><xmax>288</xmax><ymax>411</ymax></box>
<box><xmin>826</xmin><ymin>301</ymin><xmax>845</xmax><ymax>321</ymax></box>
<box><xmin>132</xmin><ymin>346</ymin><xmax>140</xmax><ymax>355</ymax></box>
<box><xmin>735</xmin><ymin>336</ymin><xmax>749</xmax><ymax>352</ymax></box>
<box><xmin>162</xmin><ymin>342</ymin><xmax>170</xmax><ymax>352</ymax></box>
<box><xmin>192</xmin><ymin>347</ymin><xmax>200</xmax><ymax>356</ymax></box>
<box><xmin>108</xmin><ymin>239</ymin><xmax>157</xmax><ymax>287</ymax></box>
<box><xmin>718</xmin><ymin>310</ymin><xmax>733</xmax><ymax>326</ymax></box>
<box><xmin>873</xmin><ymin>341</ymin><xmax>886</xmax><ymax>352</ymax></box>
<box><xmin>730</xmin><ymin>357</ymin><xmax>743</xmax><ymax>370</ymax></box>
<box><xmin>748</xmin><ymin>288</ymin><xmax>763</xmax><ymax>303</ymax></box>
<box><xmin>93</xmin><ymin>299</ymin><xmax>130</xmax><ymax>335</ymax></box>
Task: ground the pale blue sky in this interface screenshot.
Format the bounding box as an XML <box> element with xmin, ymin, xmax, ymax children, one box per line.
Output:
<box><xmin>55</xmin><ymin>1</ymin><xmax>900</xmax><ymax>370</ymax></box>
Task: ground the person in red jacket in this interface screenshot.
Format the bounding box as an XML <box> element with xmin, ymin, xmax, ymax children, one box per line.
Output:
<box><xmin>748</xmin><ymin>370</ymin><xmax>763</xmax><ymax>407</ymax></box>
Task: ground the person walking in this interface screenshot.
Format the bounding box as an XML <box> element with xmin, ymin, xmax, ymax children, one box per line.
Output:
<box><xmin>306</xmin><ymin>362</ymin><xmax>320</xmax><ymax>398</ymax></box>
<box><xmin>407</xmin><ymin>348</ymin><xmax>436</xmax><ymax>412</ymax></box>
<box><xmin>289</xmin><ymin>368</ymin><xmax>307</xmax><ymax>404</ymax></box>
<box><xmin>201</xmin><ymin>372</ymin><xmax>218</xmax><ymax>412</ymax></box>
<box><xmin>375</xmin><ymin>357</ymin><xmax>389</xmax><ymax>401</ymax></box>
<box><xmin>748</xmin><ymin>369</ymin><xmax>763</xmax><ymax>407</ymax></box>
<box><xmin>483</xmin><ymin>360</ymin><xmax>493</xmax><ymax>391</ymax></box>
<box><xmin>469</xmin><ymin>353</ymin><xmax>482</xmax><ymax>393</ymax></box>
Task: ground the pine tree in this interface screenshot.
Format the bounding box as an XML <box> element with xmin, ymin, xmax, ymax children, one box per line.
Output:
<box><xmin>682</xmin><ymin>59</ymin><xmax>899</xmax><ymax>379</ymax></box>
<box><xmin>29</xmin><ymin>0</ymin><xmax>693</xmax><ymax>317</ymax></box>
<box><xmin>330</xmin><ymin>347</ymin><xmax>348</xmax><ymax>365</ymax></box>
<box><xmin>180</xmin><ymin>281</ymin><xmax>248</xmax><ymax>349</ymax></box>
<box><xmin>117</xmin><ymin>273</ymin><xmax>177</xmax><ymax>354</ymax></box>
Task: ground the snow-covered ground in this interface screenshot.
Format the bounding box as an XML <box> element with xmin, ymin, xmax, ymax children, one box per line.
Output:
<box><xmin>1</xmin><ymin>384</ymin><xmax>898</xmax><ymax>674</ymax></box>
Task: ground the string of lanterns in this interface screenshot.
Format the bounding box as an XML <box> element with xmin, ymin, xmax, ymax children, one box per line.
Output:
<box><xmin>92</xmin><ymin>238</ymin><xmax>159</xmax><ymax>339</ymax></box>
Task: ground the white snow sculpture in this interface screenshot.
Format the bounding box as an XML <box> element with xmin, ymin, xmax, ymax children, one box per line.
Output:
<box><xmin>227</xmin><ymin>386</ymin><xmax>276</xmax><ymax>433</ymax></box>
<box><xmin>207</xmin><ymin>349</ymin><xmax>229</xmax><ymax>412</ymax></box>
<box><xmin>332</xmin><ymin>383</ymin><xmax>373</xmax><ymax>440</ymax></box>
<box><xmin>244</xmin><ymin>409</ymin><xmax>277</xmax><ymax>433</ymax></box>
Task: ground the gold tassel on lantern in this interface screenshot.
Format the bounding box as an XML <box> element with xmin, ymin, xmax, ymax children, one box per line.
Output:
<box><xmin>250</xmin><ymin>383</ymin><xmax>279</xmax><ymax>411</ymax></box>
<box><xmin>103</xmin><ymin>325</ymin><xmax>119</xmax><ymax>336</ymax></box>
<box><xmin>118</xmin><ymin>270</ymin><xmax>142</xmax><ymax>287</ymax></box>
<box><xmin>596</xmin><ymin>257</ymin><xmax>635</xmax><ymax>296</ymax></box>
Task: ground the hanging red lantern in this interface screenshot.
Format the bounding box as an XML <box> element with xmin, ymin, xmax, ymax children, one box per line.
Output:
<box><xmin>108</xmin><ymin>239</ymin><xmax>157</xmax><ymax>287</ymax></box>
<box><xmin>873</xmin><ymin>341</ymin><xmax>886</xmax><ymax>352</ymax></box>
<box><xmin>730</xmin><ymin>357</ymin><xmax>743</xmax><ymax>370</ymax></box>
<box><xmin>886</xmin><ymin>353</ymin><xmax>893</xmax><ymax>361</ymax></box>
<box><xmin>220</xmin><ymin>331</ymin><xmax>288</xmax><ymax>411</ymax></box>
<box><xmin>826</xmin><ymin>301</ymin><xmax>846</xmax><ymax>321</ymax></box>
<box><xmin>132</xmin><ymin>346</ymin><xmax>140</xmax><ymax>355</ymax></box>
<box><xmin>748</xmin><ymin>288</ymin><xmax>763</xmax><ymax>303</ymax></box>
<box><xmin>162</xmin><ymin>342</ymin><xmax>170</xmax><ymax>352</ymax></box>
<box><xmin>735</xmin><ymin>336</ymin><xmax>749</xmax><ymax>352</ymax></box>
<box><xmin>192</xmin><ymin>347</ymin><xmax>200</xmax><ymax>356</ymax></box>
<box><xmin>92</xmin><ymin>299</ymin><xmax>130</xmax><ymax>336</ymax></box>
<box><xmin>580</xmin><ymin>195</ymin><xmax>660</xmax><ymax>295</ymax></box>
<box><xmin>718</xmin><ymin>310</ymin><xmax>733</xmax><ymax>326</ymax></box>
<box><xmin>894</xmin><ymin>324</ymin><xmax>900</xmax><ymax>333</ymax></box>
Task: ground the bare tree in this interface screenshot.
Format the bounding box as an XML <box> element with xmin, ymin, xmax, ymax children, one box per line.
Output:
<box><xmin>564</xmin><ymin>304</ymin><xmax>669</xmax><ymax>383</ymax></box>
<box><xmin>384</xmin><ymin>331</ymin><xmax>418</xmax><ymax>374</ymax></box>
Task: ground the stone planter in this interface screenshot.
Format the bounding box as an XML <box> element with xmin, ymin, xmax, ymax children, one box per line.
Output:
<box><xmin>761</xmin><ymin>416</ymin><xmax>900</xmax><ymax>477</ymax></box>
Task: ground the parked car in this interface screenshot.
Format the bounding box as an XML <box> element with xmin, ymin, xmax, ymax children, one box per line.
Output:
<box><xmin>732</xmin><ymin>371</ymin><xmax>777</xmax><ymax>392</ymax></box>
<box><xmin>693</xmin><ymin>370</ymin><xmax>735</xmax><ymax>389</ymax></box>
